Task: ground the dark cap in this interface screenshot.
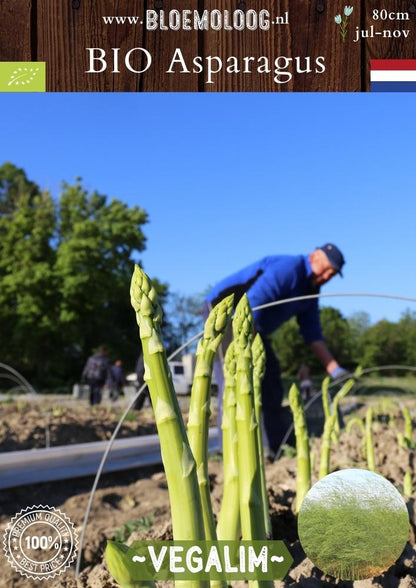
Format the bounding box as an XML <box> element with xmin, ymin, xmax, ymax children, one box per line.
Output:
<box><xmin>318</xmin><ymin>243</ymin><xmax>345</xmax><ymax>276</ymax></box>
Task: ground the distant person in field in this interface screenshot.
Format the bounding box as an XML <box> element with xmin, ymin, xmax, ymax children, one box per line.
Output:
<box><xmin>205</xmin><ymin>243</ymin><xmax>348</xmax><ymax>458</ymax></box>
<box><xmin>81</xmin><ymin>346</ymin><xmax>111</xmax><ymax>406</ymax></box>
<box><xmin>133</xmin><ymin>351</ymin><xmax>148</xmax><ymax>410</ymax></box>
<box><xmin>108</xmin><ymin>360</ymin><xmax>126</xmax><ymax>401</ymax></box>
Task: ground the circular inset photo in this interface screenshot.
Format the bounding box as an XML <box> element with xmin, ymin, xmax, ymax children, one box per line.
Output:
<box><xmin>298</xmin><ymin>469</ymin><xmax>409</xmax><ymax>580</ymax></box>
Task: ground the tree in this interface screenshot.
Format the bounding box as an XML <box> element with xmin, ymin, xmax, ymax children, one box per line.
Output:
<box><xmin>0</xmin><ymin>164</ymin><xmax>57</xmax><ymax>378</ymax></box>
<box><xmin>319</xmin><ymin>306</ymin><xmax>353</xmax><ymax>367</ymax></box>
<box><xmin>358</xmin><ymin>319</ymin><xmax>406</xmax><ymax>369</ymax></box>
<box><xmin>348</xmin><ymin>311</ymin><xmax>371</xmax><ymax>362</ymax></box>
<box><xmin>54</xmin><ymin>179</ymin><xmax>149</xmax><ymax>361</ymax></box>
<box><xmin>163</xmin><ymin>292</ymin><xmax>205</xmax><ymax>354</ymax></box>
<box><xmin>270</xmin><ymin>306</ymin><xmax>354</xmax><ymax>375</ymax></box>
<box><xmin>0</xmin><ymin>161</ymin><xmax>40</xmax><ymax>216</ymax></box>
<box><xmin>397</xmin><ymin>310</ymin><xmax>416</xmax><ymax>367</ymax></box>
<box><xmin>271</xmin><ymin>317</ymin><xmax>312</xmax><ymax>375</ymax></box>
<box><xmin>0</xmin><ymin>162</ymin><xmax>166</xmax><ymax>385</ymax></box>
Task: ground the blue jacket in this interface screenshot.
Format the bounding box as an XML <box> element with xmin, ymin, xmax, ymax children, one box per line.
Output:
<box><xmin>206</xmin><ymin>255</ymin><xmax>323</xmax><ymax>343</ymax></box>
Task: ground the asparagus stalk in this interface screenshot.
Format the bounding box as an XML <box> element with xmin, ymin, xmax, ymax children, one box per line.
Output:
<box><xmin>187</xmin><ymin>294</ymin><xmax>234</xmax><ymax>541</ymax></box>
<box><xmin>403</xmin><ymin>406</ymin><xmax>413</xmax><ymax>448</ymax></box>
<box><xmin>106</xmin><ymin>541</ymin><xmax>155</xmax><ymax>588</ymax></box>
<box><xmin>318</xmin><ymin>412</ymin><xmax>337</xmax><ymax>480</ymax></box>
<box><xmin>130</xmin><ymin>266</ymin><xmax>207</xmax><ymax>588</ymax></box>
<box><xmin>345</xmin><ymin>417</ymin><xmax>366</xmax><ymax>460</ymax></box>
<box><xmin>332</xmin><ymin>378</ymin><xmax>355</xmax><ymax>439</ymax></box>
<box><xmin>321</xmin><ymin>376</ymin><xmax>331</xmax><ymax>422</ymax></box>
<box><xmin>404</xmin><ymin>471</ymin><xmax>413</xmax><ymax>497</ymax></box>
<box><xmin>233</xmin><ymin>295</ymin><xmax>273</xmax><ymax>588</ymax></box>
<box><xmin>216</xmin><ymin>342</ymin><xmax>240</xmax><ymax>540</ymax></box>
<box><xmin>233</xmin><ymin>295</ymin><xmax>266</xmax><ymax>539</ymax></box>
<box><xmin>288</xmin><ymin>383</ymin><xmax>311</xmax><ymax>512</ymax></box>
<box><xmin>252</xmin><ymin>334</ymin><xmax>272</xmax><ymax>537</ymax></box>
<box><xmin>397</xmin><ymin>431</ymin><xmax>407</xmax><ymax>449</ymax></box>
<box><xmin>346</xmin><ymin>417</ymin><xmax>365</xmax><ymax>435</ymax></box>
<box><xmin>365</xmin><ymin>407</ymin><xmax>376</xmax><ymax>472</ymax></box>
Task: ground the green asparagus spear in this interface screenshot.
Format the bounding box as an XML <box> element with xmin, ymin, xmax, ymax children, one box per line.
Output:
<box><xmin>332</xmin><ymin>378</ymin><xmax>355</xmax><ymax>439</ymax></box>
<box><xmin>233</xmin><ymin>295</ymin><xmax>265</xmax><ymax>539</ymax></box>
<box><xmin>404</xmin><ymin>471</ymin><xmax>413</xmax><ymax>497</ymax></box>
<box><xmin>233</xmin><ymin>295</ymin><xmax>273</xmax><ymax>588</ymax></box>
<box><xmin>187</xmin><ymin>294</ymin><xmax>234</xmax><ymax>541</ymax></box>
<box><xmin>346</xmin><ymin>417</ymin><xmax>365</xmax><ymax>435</ymax></box>
<box><xmin>365</xmin><ymin>407</ymin><xmax>376</xmax><ymax>472</ymax></box>
<box><xmin>288</xmin><ymin>383</ymin><xmax>311</xmax><ymax>512</ymax></box>
<box><xmin>105</xmin><ymin>541</ymin><xmax>155</xmax><ymax>588</ymax></box>
<box><xmin>252</xmin><ymin>334</ymin><xmax>272</xmax><ymax>537</ymax></box>
<box><xmin>216</xmin><ymin>342</ymin><xmax>240</xmax><ymax>540</ymax></box>
<box><xmin>130</xmin><ymin>266</ymin><xmax>207</xmax><ymax>588</ymax></box>
<box><xmin>403</xmin><ymin>406</ymin><xmax>413</xmax><ymax>448</ymax></box>
<box><xmin>318</xmin><ymin>412</ymin><xmax>337</xmax><ymax>480</ymax></box>
<box><xmin>321</xmin><ymin>376</ymin><xmax>331</xmax><ymax>422</ymax></box>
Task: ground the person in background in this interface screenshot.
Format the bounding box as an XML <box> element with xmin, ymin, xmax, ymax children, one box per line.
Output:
<box><xmin>81</xmin><ymin>346</ymin><xmax>111</xmax><ymax>406</ymax></box>
<box><xmin>108</xmin><ymin>359</ymin><xmax>126</xmax><ymax>401</ymax></box>
<box><xmin>133</xmin><ymin>351</ymin><xmax>148</xmax><ymax>410</ymax></box>
<box><xmin>205</xmin><ymin>243</ymin><xmax>348</xmax><ymax>458</ymax></box>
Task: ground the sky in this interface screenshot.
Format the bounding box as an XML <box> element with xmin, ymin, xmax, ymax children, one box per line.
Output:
<box><xmin>1</xmin><ymin>92</ymin><xmax>416</xmax><ymax>324</ymax></box>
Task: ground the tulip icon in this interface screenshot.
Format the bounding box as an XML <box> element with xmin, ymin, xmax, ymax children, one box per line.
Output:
<box><xmin>335</xmin><ymin>5</ymin><xmax>354</xmax><ymax>41</ymax></box>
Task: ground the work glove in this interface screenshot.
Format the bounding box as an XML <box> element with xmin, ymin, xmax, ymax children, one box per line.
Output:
<box><xmin>330</xmin><ymin>366</ymin><xmax>350</xmax><ymax>380</ymax></box>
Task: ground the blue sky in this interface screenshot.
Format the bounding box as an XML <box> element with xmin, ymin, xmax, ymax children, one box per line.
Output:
<box><xmin>2</xmin><ymin>93</ymin><xmax>416</xmax><ymax>323</ymax></box>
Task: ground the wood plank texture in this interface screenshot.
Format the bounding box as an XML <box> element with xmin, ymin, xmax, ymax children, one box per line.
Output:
<box><xmin>141</xmin><ymin>0</ymin><xmax>200</xmax><ymax>91</ymax></box>
<box><xmin>37</xmin><ymin>0</ymin><xmax>145</xmax><ymax>91</ymax></box>
<box><xmin>287</xmin><ymin>0</ymin><xmax>361</xmax><ymax>91</ymax></box>
<box><xmin>0</xmin><ymin>1</ymin><xmax>415</xmax><ymax>91</ymax></box>
<box><xmin>0</xmin><ymin>0</ymin><xmax>32</xmax><ymax>61</ymax></box>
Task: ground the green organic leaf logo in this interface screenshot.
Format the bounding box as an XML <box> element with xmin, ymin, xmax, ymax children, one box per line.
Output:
<box><xmin>8</xmin><ymin>67</ymin><xmax>40</xmax><ymax>87</ymax></box>
<box><xmin>0</xmin><ymin>62</ymin><xmax>45</xmax><ymax>92</ymax></box>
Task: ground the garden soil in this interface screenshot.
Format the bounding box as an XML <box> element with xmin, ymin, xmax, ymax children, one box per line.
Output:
<box><xmin>1</xmin><ymin>396</ymin><xmax>416</xmax><ymax>587</ymax></box>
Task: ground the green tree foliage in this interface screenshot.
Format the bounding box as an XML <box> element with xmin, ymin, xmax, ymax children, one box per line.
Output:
<box><xmin>319</xmin><ymin>307</ymin><xmax>353</xmax><ymax>366</ymax></box>
<box><xmin>272</xmin><ymin>308</ymin><xmax>416</xmax><ymax>377</ymax></box>
<box><xmin>0</xmin><ymin>162</ymin><xmax>166</xmax><ymax>385</ymax></box>
<box><xmin>0</xmin><ymin>164</ymin><xmax>57</xmax><ymax>379</ymax></box>
<box><xmin>271</xmin><ymin>317</ymin><xmax>311</xmax><ymax>375</ymax></box>
<box><xmin>271</xmin><ymin>306</ymin><xmax>354</xmax><ymax>375</ymax></box>
<box><xmin>348</xmin><ymin>311</ymin><xmax>371</xmax><ymax>361</ymax></box>
<box><xmin>358</xmin><ymin>319</ymin><xmax>404</xmax><ymax>368</ymax></box>
<box><xmin>357</xmin><ymin>313</ymin><xmax>416</xmax><ymax>370</ymax></box>
<box><xmin>163</xmin><ymin>292</ymin><xmax>205</xmax><ymax>353</ymax></box>
<box><xmin>398</xmin><ymin>310</ymin><xmax>416</xmax><ymax>367</ymax></box>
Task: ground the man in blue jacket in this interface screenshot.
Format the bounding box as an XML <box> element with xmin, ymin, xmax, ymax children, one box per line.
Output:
<box><xmin>206</xmin><ymin>243</ymin><xmax>347</xmax><ymax>456</ymax></box>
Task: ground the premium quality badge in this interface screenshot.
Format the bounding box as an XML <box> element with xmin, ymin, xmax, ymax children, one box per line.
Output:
<box><xmin>3</xmin><ymin>505</ymin><xmax>78</xmax><ymax>580</ymax></box>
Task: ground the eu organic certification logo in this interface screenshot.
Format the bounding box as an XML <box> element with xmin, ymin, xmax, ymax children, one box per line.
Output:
<box><xmin>0</xmin><ymin>62</ymin><xmax>46</xmax><ymax>92</ymax></box>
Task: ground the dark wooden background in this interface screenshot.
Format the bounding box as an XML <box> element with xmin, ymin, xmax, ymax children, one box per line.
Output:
<box><xmin>1</xmin><ymin>0</ymin><xmax>415</xmax><ymax>91</ymax></box>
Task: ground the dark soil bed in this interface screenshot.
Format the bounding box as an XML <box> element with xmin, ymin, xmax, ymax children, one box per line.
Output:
<box><xmin>1</xmin><ymin>396</ymin><xmax>416</xmax><ymax>587</ymax></box>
